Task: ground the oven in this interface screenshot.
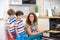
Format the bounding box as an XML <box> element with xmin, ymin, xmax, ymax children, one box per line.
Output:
<box><xmin>49</xmin><ymin>18</ymin><xmax>60</xmax><ymax>38</ymax></box>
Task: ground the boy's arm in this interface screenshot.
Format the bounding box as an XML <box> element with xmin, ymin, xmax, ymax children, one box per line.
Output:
<box><xmin>14</xmin><ymin>23</ymin><xmax>20</xmax><ymax>38</ymax></box>
<box><xmin>15</xmin><ymin>27</ymin><xmax>20</xmax><ymax>37</ymax></box>
<box><xmin>6</xmin><ymin>22</ymin><xmax>13</xmax><ymax>38</ymax></box>
<box><xmin>8</xmin><ymin>29</ymin><xmax>13</xmax><ymax>38</ymax></box>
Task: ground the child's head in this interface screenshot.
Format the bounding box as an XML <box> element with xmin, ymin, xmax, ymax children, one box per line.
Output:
<box><xmin>16</xmin><ymin>11</ymin><xmax>24</xmax><ymax>19</ymax></box>
<box><xmin>7</xmin><ymin>9</ymin><xmax>15</xmax><ymax>17</ymax></box>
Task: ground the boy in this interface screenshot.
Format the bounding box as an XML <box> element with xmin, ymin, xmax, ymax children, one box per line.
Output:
<box><xmin>6</xmin><ymin>9</ymin><xmax>16</xmax><ymax>40</ymax></box>
<box><xmin>14</xmin><ymin>11</ymin><xmax>25</xmax><ymax>40</ymax></box>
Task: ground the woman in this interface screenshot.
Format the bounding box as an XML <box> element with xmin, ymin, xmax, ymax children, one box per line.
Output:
<box><xmin>25</xmin><ymin>13</ymin><xmax>44</xmax><ymax>40</ymax></box>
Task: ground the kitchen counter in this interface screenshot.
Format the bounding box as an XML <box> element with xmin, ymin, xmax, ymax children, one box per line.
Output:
<box><xmin>39</xmin><ymin>16</ymin><xmax>60</xmax><ymax>18</ymax></box>
<box><xmin>23</xmin><ymin>16</ymin><xmax>60</xmax><ymax>18</ymax></box>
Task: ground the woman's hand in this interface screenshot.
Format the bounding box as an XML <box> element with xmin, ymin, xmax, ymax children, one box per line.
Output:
<box><xmin>43</xmin><ymin>30</ymin><xmax>49</xmax><ymax>33</ymax></box>
<box><xmin>36</xmin><ymin>26</ymin><xmax>44</xmax><ymax>33</ymax></box>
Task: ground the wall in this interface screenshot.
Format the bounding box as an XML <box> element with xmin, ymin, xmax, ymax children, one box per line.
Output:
<box><xmin>43</xmin><ymin>0</ymin><xmax>60</xmax><ymax>16</ymax></box>
<box><xmin>9</xmin><ymin>0</ymin><xmax>44</xmax><ymax>16</ymax></box>
<box><xmin>0</xmin><ymin>0</ymin><xmax>6</xmax><ymax>40</ymax></box>
<box><xmin>53</xmin><ymin>0</ymin><xmax>60</xmax><ymax>13</ymax></box>
<box><xmin>0</xmin><ymin>0</ymin><xmax>9</xmax><ymax>40</ymax></box>
<box><xmin>36</xmin><ymin>0</ymin><xmax>44</xmax><ymax>16</ymax></box>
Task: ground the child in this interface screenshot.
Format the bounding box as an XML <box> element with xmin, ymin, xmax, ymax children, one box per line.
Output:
<box><xmin>14</xmin><ymin>11</ymin><xmax>25</xmax><ymax>40</ymax></box>
<box><xmin>6</xmin><ymin>9</ymin><xmax>16</xmax><ymax>40</ymax></box>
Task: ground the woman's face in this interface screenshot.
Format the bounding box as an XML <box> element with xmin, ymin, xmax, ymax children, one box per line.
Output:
<box><xmin>29</xmin><ymin>14</ymin><xmax>34</xmax><ymax>22</ymax></box>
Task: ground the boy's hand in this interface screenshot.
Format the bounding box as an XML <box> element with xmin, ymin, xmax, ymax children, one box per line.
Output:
<box><xmin>18</xmin><ymin>35</ymin><xmax>20</xmax><ymax>38</ymax></box>
<box><xmin>10</xmin><ymin>35</ymin><xmax>13</xmax><ymax>38</ymax></box>
<box><xmin>17</xmin><ymin>34</ymin><xmax>20</xmax><ymax>38</ymax></box>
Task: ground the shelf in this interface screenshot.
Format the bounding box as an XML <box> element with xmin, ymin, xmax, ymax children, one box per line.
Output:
<box><xmin>22</xmin><ymin>16</ymin><xmax>60</xmax><ymax>18</ymax></box>
<box><xmin>9</xmin><ymin>4</ymin><xmax>35</xmax><ymax>6</ymax></box>
<box><xmin>39</xmin><ymin>16</ymin><xmax>60</xmax><ymax>18</ymax></box>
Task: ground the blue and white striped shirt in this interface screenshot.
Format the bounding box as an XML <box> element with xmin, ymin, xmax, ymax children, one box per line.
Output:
<box><xmin>6</xmin><ymin>16</ymin><xmax>16</xmax><ymax>33</ymax></box>
<box><xmin>15</xmin><ymin>19</ymin><xmax>25</xmax><ymax>34</ymax></box>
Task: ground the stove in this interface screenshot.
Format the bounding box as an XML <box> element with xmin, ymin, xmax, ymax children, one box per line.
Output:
<box><xmin>49</xmin><ymin>18</ymin><xmax>60</xmax><ymax>38</ymax></box>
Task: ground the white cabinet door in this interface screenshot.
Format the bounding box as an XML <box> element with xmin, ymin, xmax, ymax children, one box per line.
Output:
<box><xmin>38</xmin><ymin>18</ymin><xmax>50</xmax><ymax>36</ymax></box>
<box><xmin>38</xmin><ymin>18</ymin><xmax>49</xmax><ymax>30</ymax></box>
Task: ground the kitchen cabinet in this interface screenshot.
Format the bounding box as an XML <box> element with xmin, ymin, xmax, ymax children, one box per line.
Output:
<box><xmin>9</xmin><ymin>0</ymin><xmax>35</xmax><ymax>15</ymax></box>
<box><xmin>38</xmin><ymin>18</ymin><xmax>49</xmax><ymax>36</ymax></box>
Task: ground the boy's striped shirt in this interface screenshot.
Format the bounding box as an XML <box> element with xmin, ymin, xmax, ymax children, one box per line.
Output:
<box><xmin>15</xmin><ymin>19</ymin><xmax>25</xmax><ymax>34</ymax></box>
<box><xmin>6</xmin><ymin>17</ymin><xmax>16</xmax><ymax>33</ymax></box>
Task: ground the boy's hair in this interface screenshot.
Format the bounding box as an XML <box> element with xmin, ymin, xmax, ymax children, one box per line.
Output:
<box><xmin>16</xmin><ymin>11</ymin><xmax>24</xmax><ymax>16</ymax></box>
<box><xmin>7</xmin><ymin>9</ymin><xmax>15</xmax><ymax>15</ymax></box>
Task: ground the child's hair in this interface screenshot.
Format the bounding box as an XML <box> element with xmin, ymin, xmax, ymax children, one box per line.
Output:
<box><xmin>7</xmin><ymin>9</ymin><xmax>15</xmax><ymax>15</ymax></box>
<box><xmin>16</xmin><ymin>11</ymin><xmax>24</xmax><ymax>16</ymax></box>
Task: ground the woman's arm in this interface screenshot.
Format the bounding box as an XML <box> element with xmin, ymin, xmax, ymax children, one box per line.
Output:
<box><xmin>35</xmin><ymin>25</ymin><xmax>44</xmax><ymax>33</ymax></box>
<box><xmin>27</xmin><ymin>27</ymin><xmax>40</xmax><ymax>36</ymax></box>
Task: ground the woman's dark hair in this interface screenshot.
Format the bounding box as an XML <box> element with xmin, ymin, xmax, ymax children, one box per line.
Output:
<box><xmin>16</xmin><ymin>11</ymin><xmax>24</xmax><ymax>16</ymax></box>
<box><xmin>26</xmin><ymin>12</ymin><xmax>37</xmax><ymax>25</ymax></box>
